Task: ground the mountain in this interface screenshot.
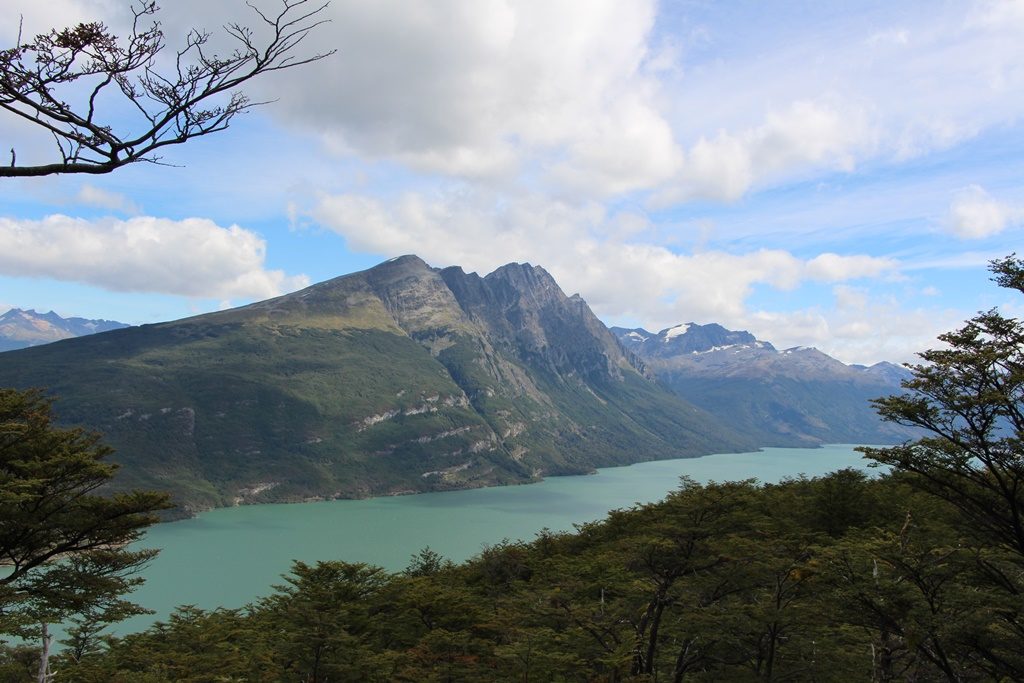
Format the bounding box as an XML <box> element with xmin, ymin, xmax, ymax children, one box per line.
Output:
<box><xmin>0</xmin><ymin>257</ymin><xmax>754</xmax><ymax>516</ymax></box>
<box><xmin>613</xmin><ymin>323</ymin><xmax>917</xmax><ymax>447</ymax></box>
<box><xmin>0</xmin><ymin>308</ymin><xmax>129</xmax><ymax>351</ymax></box>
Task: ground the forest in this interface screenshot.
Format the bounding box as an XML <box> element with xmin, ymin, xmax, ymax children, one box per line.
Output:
<box><xmin>0</xmin><ymin>256</ymin><xmax>1021</xmax><ymax>682</ymax></box>
<box><xmin>1</xmin><ymin>468</ymin><xmax>1019</xmax><ymax>682</ymax></box>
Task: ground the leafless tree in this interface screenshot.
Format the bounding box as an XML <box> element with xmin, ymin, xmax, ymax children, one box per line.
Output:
<box><xmin>0</xmin><ymin>0</ymin><xmax>334</xmax><ymax>177</ymax></box>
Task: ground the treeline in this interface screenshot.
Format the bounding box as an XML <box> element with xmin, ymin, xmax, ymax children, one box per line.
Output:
<box><xmin>1</xmin><ymin>467</ymin><xmax>1021</xmax><ymax>682</ymax></box>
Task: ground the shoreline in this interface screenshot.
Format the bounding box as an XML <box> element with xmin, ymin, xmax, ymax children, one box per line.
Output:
<box><xmin>153</xmin><ymin>440</ymin><xmax>887</xmax><ymax>524</ymax></box>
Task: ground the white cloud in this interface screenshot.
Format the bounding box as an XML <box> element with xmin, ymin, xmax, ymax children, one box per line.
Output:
<box><xmin>0</xmin><ymin>1</ymin><xmax>94</xmax><ymax>38</ymax></box>
<box><xmin>660</xmin><ymin>100</ymin><xmax>872</xmax><ymax>203</ymax></box>
<box><xmin>14</xmin><ymin>0</ymin><xmax>1024</xmax><ymax>211</ymax></box>
<box><xmin>832</xmin><ymin>284</ymin><xmax>869</xmax><ymax>311</ymax></box>
<box><xmin>804</xmin><ymin>253</ymin><xmax>898</xmax><ymax>281</ymax></box>
<box><xmin>75</xmin><ymin>184</ymin><xmax>140</xmax><ymax>214</ymax></box>
<box><xmin>230</xmin><ymin>0</ymin><xmax>677</xmax><ymax>196</ymax></box>
<box><xmin>722</xmin><ymin>283</ymin><xmax>962</xmax><ymax>365</ymax></box>
<box><xmin>0</xmin><ymin>215</ymin><xmax>308</xmax><ymax>299</ymax></box>
<box><xmin>661</xmin><ymin>2</ymin><xmax>1024</xmax><ymax>192</ymax></box>
<box><xmin>971</xmin><ymin>0</ymin><xmax>1024</xmax><ymax>28</ymax></box>
<box><xmin>746</xmin><ymin>300</ymin><xmax>957</xmax><ymax>366</ymax></box>
<box><xmin>947</xmin><ymin>184</ymin><xmax>1022</xmax><ymax>239</ymax></box>
<box><xmin>310</xmin><ymin>188</ymin><xmax>899</xmax><ymax>341</ymax></box>
<box><xmin>866</xmin><ymin>29</ymin><xmax>910</xmax><ymax>47</ymax></box>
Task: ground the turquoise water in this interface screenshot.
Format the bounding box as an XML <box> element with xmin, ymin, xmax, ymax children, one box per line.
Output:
<box><xmin>119</xmin><ymin>444</ymin><xmax>873</xmax><ymax>633</ymax></box>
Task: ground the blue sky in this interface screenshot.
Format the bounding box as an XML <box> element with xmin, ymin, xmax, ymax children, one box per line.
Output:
<box><xmin>1</xmin><ymin>0</ymin><xmax>1023</xmax><ymax>364</ymax></box>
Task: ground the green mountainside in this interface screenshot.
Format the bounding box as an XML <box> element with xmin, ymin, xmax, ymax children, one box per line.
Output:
<box><xmin>0</xmin><ymin>256</ymin><xmax>753</xmax><ymax>516</ymax></box>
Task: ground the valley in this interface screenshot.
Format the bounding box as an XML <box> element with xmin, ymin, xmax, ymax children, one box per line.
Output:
<box><xmin>0</xmin><ymin>256</ymin><xmax>908</xmax><ymax>519</ymax></box>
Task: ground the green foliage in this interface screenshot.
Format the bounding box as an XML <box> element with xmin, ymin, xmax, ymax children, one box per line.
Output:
<box><xmin>864</xmin><ymin>256</ymin><xmax>1024</xmax><ymax>548</ymax></box>
<box><xmin>0</xmin><ymin>388</ymin><xmax>171</xmax><ymax>678</ymax></box>
<box><xmin>41</xmin><ymin>470</ymin><xmax>1007</xmax><ymax>682</ymax></box>
<box><xmin>0</xmin><ymin>389</ymin><xmax>171</xmax><ymax>622</ymax></box>
<box><xmin>857</xmin><ymin>254</ymin><xmax>1024</xmax><ymax>679</ymax></box>
<box><xmin>260</xmin><ymin>561</ymin><xmax>393</xmax><ymax>682</ymax></box>
<box><xmin>64</xmin><ymin>606</ymin><xmax>271</xmax><ymax>683</ymax></box>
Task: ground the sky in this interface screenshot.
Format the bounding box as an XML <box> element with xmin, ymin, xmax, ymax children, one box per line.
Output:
<box><xmin>1</xmin><ymin>0</ymin><xmax>1023</xmax><ymax>365</ymax></box>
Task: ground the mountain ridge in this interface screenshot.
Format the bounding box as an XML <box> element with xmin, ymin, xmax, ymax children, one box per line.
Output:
<box><xmin>0</xmin><ymin>256</ymin><xmax>753</xmax><ymax>517</ymax></box>
<box><xmin>0</xmin><ymin>307</ymin><xmax>129</xmax><ymax>351</ymax></box>
<box><xmin>612</xmin><ymin>322</ymin><xmax>917</xmax><ymax>446</ymax></box>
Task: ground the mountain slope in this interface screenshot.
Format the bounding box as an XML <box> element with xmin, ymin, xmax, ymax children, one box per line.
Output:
<box><xmin>0</xmin><ymin>308</ymin><xmax>128</xmax><ymax>351</ymax></box>
<box><xmin>613</xmin><ymin>323</ymin><xmax>917</xmax><ymax>447</ymax></box>
<box><xmin>0</xmin><ymin>257</ymin><xmax>753</xmax><ymax>515</ymax></box>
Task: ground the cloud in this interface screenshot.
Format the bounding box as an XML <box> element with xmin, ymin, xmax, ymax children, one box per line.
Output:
<box><xmin>804</xmin><ymin>253</ymin><xmax>898</xmax><ymax>281</ymax></box>
<box><xmin>17</xmin><ymin>0</ymin><xmax>1024</xmax><ymax>210</ymax></box>
<box><xmin>0</xmin><ymin>215</ymin><xmax>308</xmax><ymax>299</ymax></box>
<box><xmin>232</xmin><ymin>0</ymin><xmax>676</xmax><ymax>195</ymax></box>
<box><xmin>971</xmin><ymin>0</ymin><xmax>1024</xmax><ymax>28</ymax></box>
<box><xmin>0</xmin><ymin>0</ymin><xmax>93</xmax><ymax>38</ymax></box>
<box><xmin>75</xmin><ymin>184</ymin><xmax>140</xmax><ymax>214</ymax></box>
<box><xmin>310</xmin><ymin>187</ymin><xmax>929</xmax><ymax>363</ymax></box>
<box><xmin>747</xmin><ymin>297</ymin><xmax>958</xmax><ymax>366</ymax></box>
<box><xmin>947</xmin><ymin>185</ymin><xmax>1022</xmax><ymax>239</ymax></box>
<box><xmin>310</xmin><ymin>188</ymin><xmax>898</xmax><ymax>335</ymax></box>
<box><xmin>657</xmin><ymin>100</ymin><xmax>872</xmax><ymax>203</ymax></box>
<box><xmin>866</xmin><ymin>29</ymin><xmax>910</xmax><ymax>47</ymax></box>
<box><xmin>660</xmin><ymin>2</ymin><xmax>1024</xmax><ymax>189</ymax></box>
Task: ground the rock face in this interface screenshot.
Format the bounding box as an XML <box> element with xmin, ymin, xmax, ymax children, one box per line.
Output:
<box><xmin>613</xmin><ymin>323</ymin><xmax>917</xmax><ymax>447</ymax></box>
<box><xmin>0</xmin><ymin>308</ymin><xmax>128</xmax><ymax>351</ymax></box>
<box><xmin>439</xmin><ymin>263</ymin><xmax>628</xmax><ymax>382</ymax></box>
<box><xmin>0</xmin><ymin>257</ymin><xmax>753</xmax><ymax>515</ymax></box>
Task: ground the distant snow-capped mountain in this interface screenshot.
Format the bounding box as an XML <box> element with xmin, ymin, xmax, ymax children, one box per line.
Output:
<box><xmin>619</xmin><ymin>322</ymin><xmax>775</xmax><ymax>359</ymax></box>
<box><xmin>612</xmin><ymin>322</ymin><xmax>916</xmax><ymax>447</ymax></box>
<box><xmin>0</xmin><ymin>308</ymin><xmax>129</xmax><ymax>352</ymax></box>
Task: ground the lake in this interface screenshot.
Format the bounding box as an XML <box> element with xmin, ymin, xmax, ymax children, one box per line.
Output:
<box><xmin>118</xmin><ymin>443</ymin><xmax>876</xmax><ymax>634</ymax></box>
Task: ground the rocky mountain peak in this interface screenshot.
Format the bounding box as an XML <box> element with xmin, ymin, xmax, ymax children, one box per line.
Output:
<box><xmin>860</xmin><ymin>361</ymin><xmax>913</xmax><ymax>385</ymax></box>
<box><xmin>613</xmin><ymin>322</ymin><xmax>773</xmax><ymax>359</ymax></box>
<box><xmin>613</xmin><ymin>323</ymin><xmax>908</xmax><ymax>386</ymax></box>
<box><xmin>0</xmin><ymin>307</ymin><xmax>129</xmax><ymax>352</ymax></box>
<box><xmin>485</xmin><ymin>261</ymin><xmax>557</xmax><ymax>287</ymax></box>
<box><xmin>360</xmin><ymin>256</ymin><xmax>471</xmax><ymax>336</ymax></box>
<box><xmin>441</xmin><ymin>261</ymin><xmax>630</xmax><ymax>382</ymax></box>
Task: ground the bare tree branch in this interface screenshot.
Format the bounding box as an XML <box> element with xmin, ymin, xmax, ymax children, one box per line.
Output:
<box><xmin>0</xmin><ymin>0</ymin><xmax>334</xmax><ymax>177</ymax></box>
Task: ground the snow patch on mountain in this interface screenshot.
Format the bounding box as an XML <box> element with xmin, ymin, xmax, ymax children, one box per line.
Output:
<box><xmin>663</xmin><ymin>323</ymin><xmax>693</xmax><ymax>341</ymax></box>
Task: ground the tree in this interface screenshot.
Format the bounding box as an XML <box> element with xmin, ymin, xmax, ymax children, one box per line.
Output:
<box><xmin>259</xmin><ymin>560</ymin><xmax>392</xmax><ymax>683</ymax></box>
<box><xmin>0</xmin><ymin>0</ymin><xmax>334</xmax><ymax>177</ymax></box>
<box><xmin>861</xmin><ymin>255</ymin><xmax>1024</xmax><ymax>558</ymax></box>
<box><xmin>0</xmin><ymin>388</ymin><xmax>172</xmax><ymax>679</ymax></box>
<box><xmin>860</xmin><ymin>254</ymin><xmax>1024</xmax><ymax>679</ymax></box>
